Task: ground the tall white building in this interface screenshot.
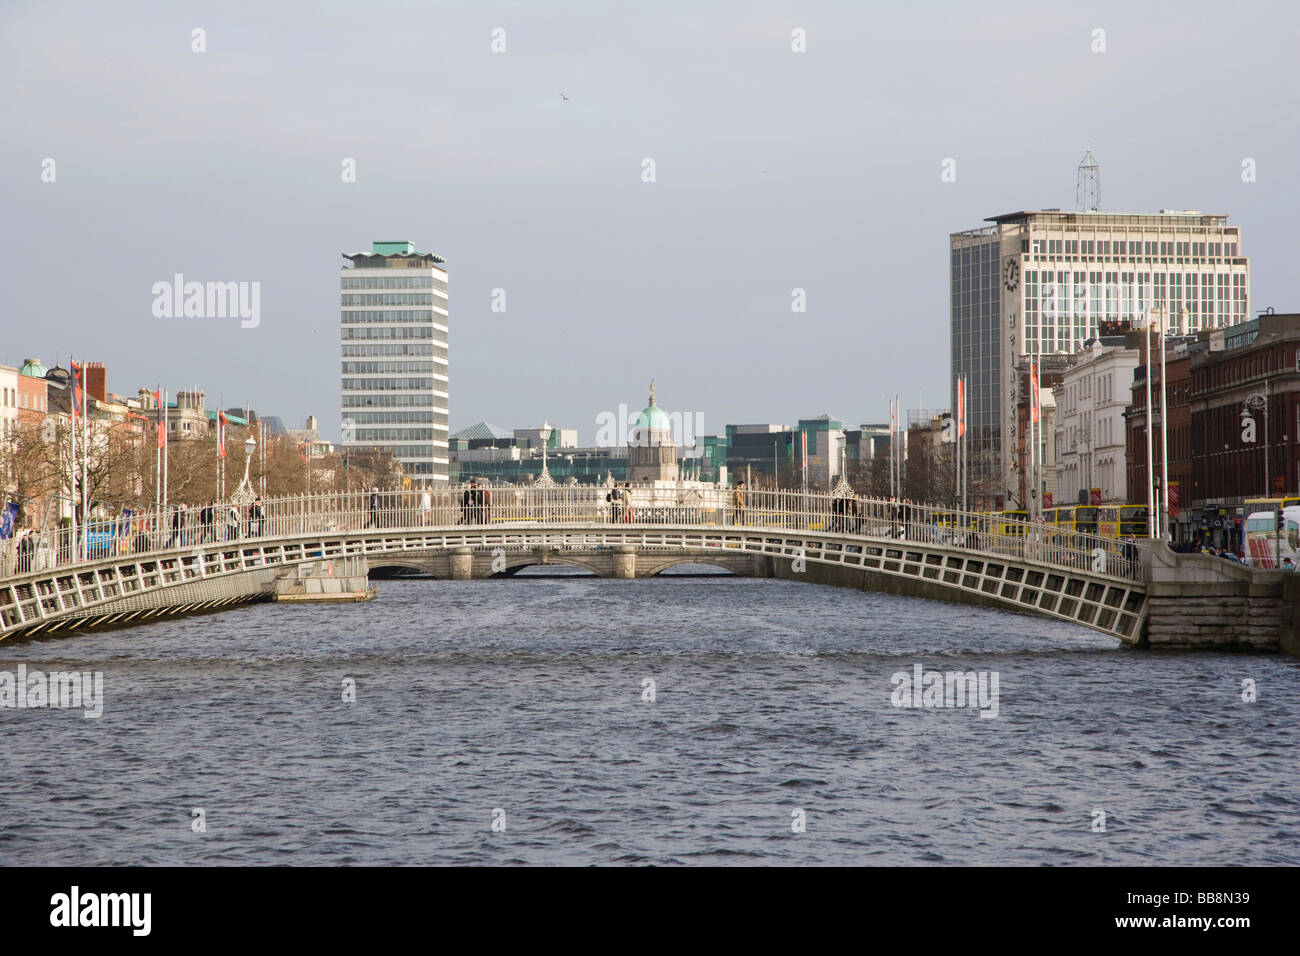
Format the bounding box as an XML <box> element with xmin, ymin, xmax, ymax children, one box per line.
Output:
<box><xmin>952</xmin><ymin>209</ymin><xmax>1249</xmax><ymax>505</ymax></box>
<box><xmin>1053</xmin><ymin>336</ymin><xmax>1140</xmax><ymax>505</ymax></box>
<box><xmin>340</xmin><ymin>241</ymin><xmax>449</xmax><ymax>482</ymax></box>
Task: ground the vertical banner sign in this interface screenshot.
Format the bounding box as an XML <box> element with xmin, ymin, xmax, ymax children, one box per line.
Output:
<box><xmin>218</xmin><ymin>411</ymin><xmax>227</xmax><ymax>458</ymax></box>
<box><xmin>1169</xmin><ymin>481</ymin><xmax>1180</xmax><ymax>518</ymax></box>
<box><xmin>957</xmin><ymin>380</ymin><xmax>966</xmax><ymax>436</ymax></box>
<box><xmin>1030</xmin><ymin>363</ymin><xmax>1040</xmax><ymax>423</ymax></box>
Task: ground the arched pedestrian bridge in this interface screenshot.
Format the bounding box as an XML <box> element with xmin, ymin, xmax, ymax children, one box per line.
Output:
<box><xmin>0</xmin><ymin>486</ymin><xmax>1157</xmax><ymax>644</ymax></box>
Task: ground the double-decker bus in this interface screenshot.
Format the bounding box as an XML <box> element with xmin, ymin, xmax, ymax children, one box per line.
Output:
<box><xmin>994</xmin><ymin>509</ymin><xmax>1029</xmax><ymax>537</ymax></box>
<box><xmin>1046</xmin><ymin>505</ymin><xmax>1098</xmax><ymax>536</ymax></box>
<box><xmin>1243</xmin><ymin>496</ymin><xmax>1300</xmax><ymax>518</ymax></box>
<box><xmin>1096</xmin><ymin>505</ymin><xmax>1149</xmax><ymax>539</ymax></box>
<box><xmin>1245</xmin><ymin>506</ymin><xmax>1300</xmax><ymax>568</ymax></box>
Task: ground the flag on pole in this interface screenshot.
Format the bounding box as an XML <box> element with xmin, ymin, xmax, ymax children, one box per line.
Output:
<box><xmin>69</xmin><ymin>361</ymin><xmax>83</xmax><ymax>418</ymax></box>
<box><xmin>801</xmin><ymin>431</ymin><xmax>808</xmax><ymax>470</ymax></box>
<box><xmin>957</xmin><ymin>379</ymin><xmax>966</xmax><ymax>437</ymax></box>
<box><xmin>155</xmin><ymin>389</ymin><xmax>166</xmax><ymax>448</ymax></box>
<box><xmin>1030</xmin><ymin>363</ymin><xmax>1040</xmax><ymax>423</ymax></box>
<box><xmin>217</xmin><ymin>411</ymin><xmax>227</xmax><ymax>458</ymax></box>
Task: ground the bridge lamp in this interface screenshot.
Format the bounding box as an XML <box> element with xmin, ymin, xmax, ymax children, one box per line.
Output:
<box><xmin>535</xmin><ymin>421</ymin><xmax>556</xmax><ymax>488</ymax></box>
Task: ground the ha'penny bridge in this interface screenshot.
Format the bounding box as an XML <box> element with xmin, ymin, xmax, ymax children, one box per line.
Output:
<box><xmin>0</xmin><ymin>487</ymin><xmax>1291</xmax><ymax>650</ymax></box>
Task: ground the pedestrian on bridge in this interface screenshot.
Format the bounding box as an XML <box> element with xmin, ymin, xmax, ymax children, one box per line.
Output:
<box><xmin>606</xmin><ymin>486</ymin><xmax>622</xmax><ymax>523</ymax></box>
<box><xmin>733</xmin><ymin>481</ymin><xmax>746</xmax><ymax>526</ymax></box>
<box><xmin>367</xmin><ymin>487</ymin><xmax>380</xmax><ymax>528</ymax></box>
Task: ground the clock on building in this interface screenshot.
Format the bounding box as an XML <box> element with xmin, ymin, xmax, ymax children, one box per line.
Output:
<box><xmin>1003</xmin><ymin>257</ymin><xmax>1020</xmax><ymax>292</ymax></box>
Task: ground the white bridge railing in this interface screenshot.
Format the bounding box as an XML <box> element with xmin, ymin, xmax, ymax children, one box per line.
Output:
<box><xmin>0</xmin><ymin>485</ymin><xmax>1145</xmax><ymax>583</ymax></box>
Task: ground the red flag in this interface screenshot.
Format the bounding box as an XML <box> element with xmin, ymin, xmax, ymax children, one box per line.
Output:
<box><xmin>1030</xmin><ymin>364</ymin><xmax>1040</xmax><ymax>424</ymax></box>
<box><xmin>301</xmin><ymin>440</ymin><xmax>308</xmax><ymax>463</ymax></box>
<box><xmin>69</xmin><ymin>361</ymin><xmax>83</xmax><ymax>417</ymax></box>
<box><xmin>957</xmin><ymin>379</ymin><xmax>967</xmax><ymax>437</ymax></box>
<box><xmin>218</xmin><ymin>411</ymin><xmax>227</xmax><ymax>458</ymax></box>
<box><xmin>155</xmin><ymin>390</ymin><xmax>166</xmax><ymax>448</ymax></box>
<box><xmin>801</xmin><ymin>431</ymin><xmax>808</xmax><ymax>470</ymax></box>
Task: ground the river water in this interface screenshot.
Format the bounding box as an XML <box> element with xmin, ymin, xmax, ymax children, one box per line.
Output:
<box><xmin>1</xmin><ymin>572</ymin><xmax>1297</xmax><ymax>865</ymax></box>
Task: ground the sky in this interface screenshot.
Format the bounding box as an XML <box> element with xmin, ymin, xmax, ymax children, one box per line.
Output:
<box><xmin>2</xmin><ymin>0</ymin><xmax>1297</xmax><ymax>444</ymax></box>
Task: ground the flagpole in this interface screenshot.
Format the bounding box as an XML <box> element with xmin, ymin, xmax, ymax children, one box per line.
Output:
<box><xmin>81</xmin><ymin>365</ymin><xmax>88</xmax><ymax>561</ymax></box>
<box><xmin>1149</xmin><ymin>314</ymin><xmax>1159</xmax><ymax>538</ymax></box>
<box><xmin>68</xmin><ymin>356</ymin><xmax>78</xmax><ymax>563</ymax></box>
<box><xmin>162</xmin><ymin>387</ymin><xmax>169</xmax><ymax>520</ymax></box>
<box><xmin>1159</xmin><ymin>307</ymin><xmax>1170</xmax><ymax>543</ymax></box>
<box><xmin>155</xmin><ymin>384</ymin><xmax>161</xmax><ymax>513</ymax></box>
<box><xmin>961</xmin><ymin>375</ymin><xmax>968</xmax><ymax>513</ymax></box>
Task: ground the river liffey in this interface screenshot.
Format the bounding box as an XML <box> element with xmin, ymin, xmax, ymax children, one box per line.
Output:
<box><xmin>2</xmin><ymin>573</ymin><xmax>1297</xmax><ymax>865</ymax></box>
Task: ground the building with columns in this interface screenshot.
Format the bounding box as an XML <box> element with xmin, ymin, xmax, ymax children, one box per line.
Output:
<box><xmin>626</xmin><ymin>382</ymin><xmax>679</xmax><ymax>482</ymax></box>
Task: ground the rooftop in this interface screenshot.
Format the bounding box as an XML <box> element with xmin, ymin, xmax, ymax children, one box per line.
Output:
<box><xmin>452</xmin><ymin>421</ymin><xmax>514</xmax><ymax>441</ymax></box>
<box><xmin>984</xmin><ymin>210</ymin><xmax>1229</xmax><ymax>226</ymax></box>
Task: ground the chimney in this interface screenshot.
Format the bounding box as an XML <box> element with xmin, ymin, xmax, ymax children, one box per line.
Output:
<box><xmin>84</xmin><ymin>362</ymin><xmax>107</xmax><ymax>402</ymax></box>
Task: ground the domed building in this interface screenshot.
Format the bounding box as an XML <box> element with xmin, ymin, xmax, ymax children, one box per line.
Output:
<box><xmin>627</xmin><ymin>381</ymin><xmax>679</xmax><ymax>482</ymax></box>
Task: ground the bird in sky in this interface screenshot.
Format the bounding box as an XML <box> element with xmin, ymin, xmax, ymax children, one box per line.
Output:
<box><xmin>560</xmin><ymin>93</ymin><xmax>569</xmax><ymax>101</ymax></box>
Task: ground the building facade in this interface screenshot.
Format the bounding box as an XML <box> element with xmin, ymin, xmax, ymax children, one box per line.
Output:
<box><xmin>627</xmin><ymin>383</ymin><xmax>679</xmax><ymax>482</ymax></box>
<box><xmin>340</xmin><ymin>241</ymin><xmax>449</xmax><ymax>482</ymax></box>
<box><xmin>1054</xmin><ymin>335</ymin><xmax>1140</xmax><ymax>506</ymax></box>
<box><xmin>1188</xmin><ymin>313</ymin><xmax>1300</xmax><ymax>521</ymax></box>
<box><xmin>952</xmin><ymin>209</ymin><xmax>1250</xmax><ymax>507</ymax></box>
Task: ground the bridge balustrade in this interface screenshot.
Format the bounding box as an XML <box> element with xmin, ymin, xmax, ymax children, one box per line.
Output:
<box><xmin>0</xmin><ymin>485</ymin><xmax>1144</xmax><ymax>583</ymax></box>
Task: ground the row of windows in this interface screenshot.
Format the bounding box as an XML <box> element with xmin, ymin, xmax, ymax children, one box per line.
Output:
<box><xmin>341</xmin><ymin>293</ymin><xmax>440</xmax><ymax>306</ymax></box>
<box><xmin>358</xmin><ymin>444</ymin><xmax>441</xmax><ymax>457</ymax></box>
<box><xmin>1</xmin><ymin>387</ymin><xmax>47</xmax><ymax>412</ymax></box>
<box><xmin>342</xmin><ymin>377</ymin><xmax>436</xmax><ymax>391</ymax></box>
<box><xmin>343</xmin><ymin>327</ymin><xmax>440</xmax><ymax>340</ymax></box>
<box><xmin>341</xmin><ymin>310</ymin><xmax>442</xmax><ymax>323</ymax></box>
<box><xmin>341</xmin><ymin>275</ymin><xmax>446</xmax><ymax>291</ymax></box>
<box><xmin>1030</xmin><ymin>238</ymin><xmax>1239</xmax><ymax>257</ymax></box>
<box><xmin>342</xmin><ymin>394</ymin><xmax>439</xmax><ymax>408</ymax></box>
<box><xmin>342</xmin><ymin>343</ymin><xmax>440</xmax><ymax>357</ymax></box>
<box><xmin>351</xmin><ymin>428</ymin><xmax>446</xmax><ymax>441</ymax></box>
<box><xmin>342</xmin><ymin>361</ymin><xmax>437</xmax><ymax>374</ymax></box>
<box><xmin>343</xmin><ymin>411</ymin><xmax>441</xmax><ymax>424</ymax></box>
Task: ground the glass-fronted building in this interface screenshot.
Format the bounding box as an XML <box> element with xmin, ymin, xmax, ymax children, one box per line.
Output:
<box><xmin>340</xmin><ymin>241</ymin><xmax>449</xmax><ymax>482</ymax></box>
<box><xmin>952</xmin><ymin>210</ymin><xmax>1250</xmax><ymax>507</ymax></box>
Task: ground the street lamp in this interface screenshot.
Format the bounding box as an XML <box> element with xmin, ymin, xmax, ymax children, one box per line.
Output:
<box><xmin>535</xmin><ymin>421</ymin><xmax>556</xmax><ymax>488</ymax></box>
<box><xmin>232</xmin><ymin>435</ymin><xmax>257</xmax><ymax>506</ymax></box>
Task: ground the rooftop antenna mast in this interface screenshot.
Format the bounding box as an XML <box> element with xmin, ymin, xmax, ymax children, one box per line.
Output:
<box><xmin>1076</xmin><ymin>147</ymin><xmax>1100</xmax><ymax>212</ymax></box>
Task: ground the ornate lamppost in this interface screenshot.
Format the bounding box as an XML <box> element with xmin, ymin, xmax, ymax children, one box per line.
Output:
<box><xmin>534</xmin><ymin>421</ymin><xmax>556</xmax><ymax>488</ymax></box>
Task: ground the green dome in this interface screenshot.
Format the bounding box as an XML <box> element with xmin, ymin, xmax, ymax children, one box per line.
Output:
<box><xmin>634</xmin><ymin>403</ymin><xmax>672</xmax><ymax>433</ymax></box>
<box><xmin>19</xmin><ymin>358</ymin><xmax>47</xmax><ymax>378</ymax></box>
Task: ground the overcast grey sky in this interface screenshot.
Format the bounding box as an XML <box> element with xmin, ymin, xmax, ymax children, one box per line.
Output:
<box><xmin>3</xmin><ymin>0</ymin><xmax>1296</xmax><ymax>443</ymax></box>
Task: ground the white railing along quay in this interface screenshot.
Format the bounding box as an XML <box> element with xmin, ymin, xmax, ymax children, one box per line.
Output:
<box><xmin>0</xmin><ymin>485</ymin><xmax>1145</xmax><ymax>584</ymax></box>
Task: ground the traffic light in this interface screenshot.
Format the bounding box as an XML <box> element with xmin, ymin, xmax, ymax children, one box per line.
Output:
<box><xmin>1278</xmin><ymin>512</ymin><xmax>1286</xmax><ymax>532</ymax></box>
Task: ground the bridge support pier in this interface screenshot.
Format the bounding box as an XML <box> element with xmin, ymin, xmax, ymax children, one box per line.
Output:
<box><xmin>613</xmin><ymin>546</ymin><xmax>636</xmax><ymax>579</ymax></box>
<box><xmin>450</xmin><ymin>547</ymin><xmax>474</xmax><ymax>581</ymax></box>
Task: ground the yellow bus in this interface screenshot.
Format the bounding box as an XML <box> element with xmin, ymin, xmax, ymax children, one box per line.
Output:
<box><xmin>1097</xmin><ymin>505</ymin><xmax>1149</xmax><ymax>538</ymax></box>
<box><xmin>1049</xmin><ymin>505</ymin><xmax>1099</xmax><ymax>535</ymax></box>
<box><xmin>1243</xmin><ymin>496</ymin><xmax>1300</xmax><ymax>516</ymax></box>
<box><xmin>995</xmin><ymin>510</ymin><xmax>1029</xmax><ymax>537</ymax></box>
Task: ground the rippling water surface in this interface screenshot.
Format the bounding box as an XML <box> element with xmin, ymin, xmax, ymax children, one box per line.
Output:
<box><xmin>2</xmin><ymin>572</ymin><xmax>1297</xmax><ymax>865</ymax></box>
